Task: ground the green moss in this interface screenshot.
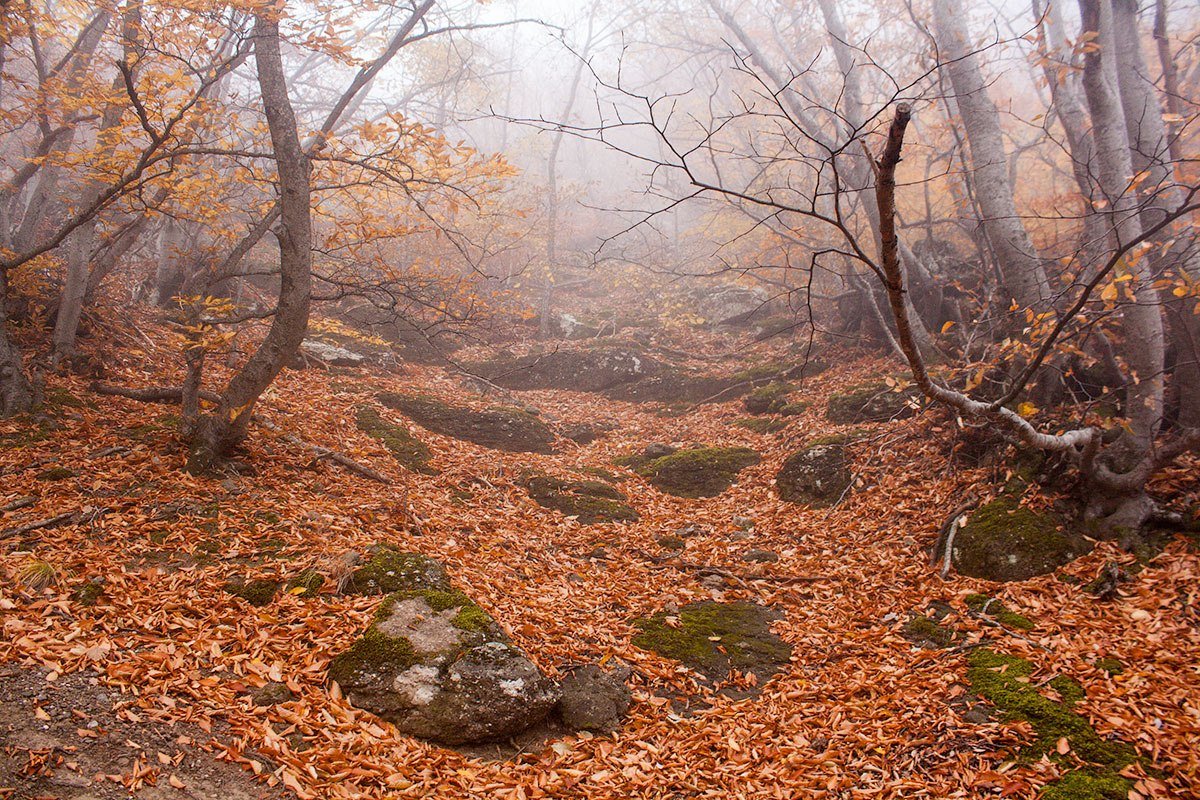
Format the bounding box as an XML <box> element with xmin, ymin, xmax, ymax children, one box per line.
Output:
<box><xmin>327</xmin><ymin>626</ymin><xmax>417</xmax><ymax>686</ymax></box>
<box><xmin>377</xmin><ymin>392</ymin><xmax>554</xmax><ymax>453</ymax></box>
<box><xmin>743</xmin><ymin>382</ymin><xmax>794</xmax><ymax>415</ymax></box>
<box><xmin>1048</xmin><ymin>675</ymin><xmax>1086</xmax><ymax>706</ymax></box>
<box><xmin>733</xmin><ymin>417</ymin><xmax>788</xmax><ymax>434</ymax></box>
<box><xmin>632</xmin><ymin>601</ymin><xmax>791</xmax><ymax>681</ymax></box>
<box><xmin>355</xmin><ymin>405</ymin><xmax>433</xmax><ymax>473</ymax></box>
<box><xmin>225</xmin><ymin>578</ymin><xmax>280</xmax><ymax>607</ymax></box>
<box><xmin>72</xmin><ymin>580</ymin><xmax>105</xmax><ymax>606</ymax></box>
<box><xmin>826</xmin><ymin>383</ymin><xmax>918</xmax><ymax>424</ymax></box>
<box><xmin>346</xmin><ymin>545</ymin><xmax>451</xmax><ymax>596</ymax></box>
<box><xmin>636</xmin><ymin>445</ymin><xmax>761</xmax><ymax>498</ymax></box>
<box><xmin>286</xmin><ymin>569</ymin><xmax>325</xmax><ymax>598</ymax></box>
<box><xmin>382</xmin><ymin>589</ymin><xmax>496</xmax><ymax>634</ymax></box>
<box><xmin>778</xmin><ymin>401</ymin><xmax>809</xmax><ymax>416</ymax></box>
<box><xmin>952</xmin><ymin>497</ymin><xmax>1091</xmax><ymax>581</ymax></box>
<box><xmin>37</xmin><ymin>466</ymin><xmax>76</xmax><ymax>481</ymax></box>
<box><xmin>1040</xmin><ymin>769</ymin><xmax>1134</xmax><ymax>800</ymax></box>
<box><xmin>967</xmin><ymin>648</ymin><xmax>1138</xmax><ymax>772</ymax></box>
<box><xmin>525</xmin><ymin>474</ymin><xmax>638</xmax><ymax>523</ymax></box>
<box><xmin>902</xmin><ymin>615</ymin><xmax>956</xmax><ymax>648</ymax></box>
<box><xmin>964</xmin><ymin>594</ymin><xmax>1035</xmax><ymax>630</ymax></box>
<box><xmin>42</xmin><ymin>387</ymin><xmax>88</xmax><ymax>409</ymax></box>
<box><xmin>578</xmin><ymin>466</ymin><xmax>620</xmax><ymax>482</ymax></box>
<box><xmin>0</xmin><ymin>421</ymin><xmax>54</xmax><ymax>448</ymax></box>
<box><xmin>1095</xmin><ymin>657</ymin><xmax>1124</xmax><ymax>676</ymax></box>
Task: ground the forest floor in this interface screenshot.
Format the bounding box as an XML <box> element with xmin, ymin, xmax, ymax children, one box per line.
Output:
<box><xmin>1</xmin><ymin>315</ymin><xmax>1198</xmax><ymax>799</ymax></box>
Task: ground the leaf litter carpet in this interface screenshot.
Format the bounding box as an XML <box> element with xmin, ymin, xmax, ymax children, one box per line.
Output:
<box><xmin>1</xmin><ymin>334</ymin><xmax>1197</xmax><ymax>799</ymax></box>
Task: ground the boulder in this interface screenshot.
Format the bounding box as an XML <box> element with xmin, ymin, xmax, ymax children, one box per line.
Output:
<box><xmin>742</xmin><ymin>382</ymin><xmax>798</xmax><ymax>415</ymax></box>
<box><xmin>634</xmin><ymin>445</ymin><xmax>761</xmax><ymax>498</ymax></box>
<box><xmin>329</xmin><ymin>589</ymin><xmax>560</xmax><ymax>745</ymax></box>
<box><xmin>604</xmin><ymin>370</ymin><xmax>744</xmax><ymax>404</ymax></box>
<box><xmin>775</xmin><ymin>436</ymin><xmax>853</xmax><ymax>506</ymax></box>
<box><xmin>472</xmin><ymin>345</ymin><xmax>658</xmax><ymax>393</ymax></box>
<box><xmin>524</xmin><ymin>475</ymin><xmax>638</xmax><ymax>523</ymax></box>
<box><xmin>631</xmin><ymin>601</ymin><xmax>791</xmax><ymax>683</ymax></box>
<box><xmin>950</xmin><ymin>497</ymin><xmax>1093</xmax><ymax>581</ymax></box>
<box><xmin>344</xmin><ymin>545</ymin><xmax>452</xmax><ymax>596</ymax></box>
<box><xmin>378</xmin><ymin>393</ymin><xmax>555</xmax><ymax>454</ymax></box>
<box><xmin>689</xmin><ymin>284</ymin><xmax>772</xmax><ymax>327</ymax></box>
<box><xmin>826</xmin><ymin>383</ymin><xmax>920</xmax><ymax>424</ymax></box>
<box><xmin>300</xmin><ymin>339</ymin><xmax>367</xmax><ymax>367</ymax></box>
<box><xmin>560</xmin><ymin>421</ymin><xmax>615</xmax><ymax>445</ymax></box>
<box><xmin>557</xmin><ymin>664</ymin><xmax>632</xmax><ymax>732</ymax></box>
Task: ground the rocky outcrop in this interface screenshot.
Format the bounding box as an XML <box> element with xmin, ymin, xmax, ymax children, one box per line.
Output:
<box><xmin>300</xmin><ymin>339</ymin><xmax>367</xmax><ymax>367</ymax></box>
<box><xmin>627</xmin><ymin>445</ymin><xmax>761</xmax><ymax>498</ymax></box>
<box><xmin>524</xmin><ymin>475</ymin><xmax>638</xmax><ymax>523</ymax></box>
<box><xmin>950</xmin><ymin>498</ymin><xmax>1093</xmax><ymax>581</ymax></box>
<box><xmin>775</xmin><ymin>436</ymin><xmax>853</xmax><ymax>506</ymax></box>
<box><xmin>472</xmin><ymin>345</ymin><xmax>658</xmax><ymax>393</ymax></box>
<box><xmin>378</xmin><ymin>393</ymin><xmax>555</xmax><ymax>453</ymax></box>
<box><xmin>826</xmin><ymin>383</ymin><xmax>920</xmax><ymax>424</ymax></box>
<box><xmin>329</xmin><ymin>588</ymin><xmax>560</xmax><ymax>745</ymax></box>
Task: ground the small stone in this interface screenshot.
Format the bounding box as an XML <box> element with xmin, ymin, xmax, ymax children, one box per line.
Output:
<box><xmin>642</xmin><ymin>443</ymin><xmax>677</xmax><ymax>460</ymax></box>
<box><xmin>253</xmin><ymin>681</ymin><xmax>296</xmax><ymax>706</ymax></box>
<box><xmin>742</xmin><ymin>549</ymin><xmax>779</xmax><ymax>563</ymax></box>
<box><xmin>961</xmin><ymin>707</ymin><xmax>990</xmax><ymax>724</ymax></box>
<box><xmin>558</xmin><ymin>664</ymin><xmax>632</xmax><ymax>733</ymax></box>
<box><xmin>731</xmin><ymin>515</ymin><xmax>754</xmax><ymax>530</ymax></box>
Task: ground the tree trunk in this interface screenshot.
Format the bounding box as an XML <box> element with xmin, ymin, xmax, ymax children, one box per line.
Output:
<box><xmin>0</xmin><ymin>269</ymin><xmax>35</xmax><ymax>416</ymax></box>
<box><xmin>185</xmin><ymin>10</ymin><xmax>312</xmax><ymax>473</ymax></box>
<box><xmin>933</xmin><ymin>0</ymin><xmax>1052</xmax><ymax>311</ymax></box>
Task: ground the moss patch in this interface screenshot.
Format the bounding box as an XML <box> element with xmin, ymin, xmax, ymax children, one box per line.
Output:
<box><xmin>636</xmin><ymin>445</ymin><xmax>761</xmax><ymax>498</ymax></box>
<box><xmin>966</xmin><ymin>648</ymin><xmax>1139</xmax><ymax>797</ymax></box>
<box><xmin>743</xmin><ymin>382</ymin><xmax>794</xmax><ymax>415</ymax></box>
<box><xmin>355</xmin><ymin>406</ymin><xmax>432</xmax><ymax>473</ymax></box>
<box><xmin>378</xmin><ymin>392</ymin><xmax>554</xmax><ymax>453</ymax></box>
<box><xmin>826</xmin><ymin>383</ymin><xmax>919</xmax><ymax>424</ymax></box>
<box><xmin>346</xmin><ymin>545</ymin><xmax>451</xmax><ymax>596</ymax></box>
<box><xmin>902</xmin><ymin>615</ymin><xmax>957</xmax><ymax>648</ymax></box>
<box><xmin>286</xmin><ymin>569</ymin><xmax>326</xmax><ymax>598</ymax></box>
<box><xmin>327</xmin><ymin>626</ymin><xmax>418</xmax><ymax>686</ymax></box>
<box><xmin>1095</xmin><ymin>657</ymin><xmax>1124</xmax><ymax>676</ymax></box>
<box><xmin>225</xmin><ymin>578</ymin><xmax>280</xmax><ymax>607</ymax></box>
<box><xmin>952</xmin><ymin>497</ymin><xmax>1092</xmax><ymax>581</ymax></box>
<box><xmin>632</xmin><ymin>601</ymin><xmax>791</xmax><ymax>682</ymax></box>
<box><xmin>964</xmin><ymin>593</ymin><xmax>1035</xmax><ymax>630</ymax></box>
<box><xmin>36</xmin><ymin>466</ymin><xmax>77</xmax><ymax>482</ymax></box>
<box><xmin>525</xmin><ymin>474</ymin><xmax>638</xmax><ymax>523</ymax></box>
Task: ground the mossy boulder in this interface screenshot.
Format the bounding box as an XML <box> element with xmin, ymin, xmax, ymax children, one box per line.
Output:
<box><xmin>378</xmin><ymin>392</ymin><xmax>554</xmax><ymax>453</ymax></box>
<box><xmin>901</xmin><ymin>614</ymin><xmax>957</xmax><ymax>648</ymax></box>
<box><xmin>632</xmin><ymin>601</ymin><xmax>791</xmax><ymax>683</ymax></box>
<box><xmin>743</xmin><ymin>382</ymin><xmax>795</xmax><ymax>415</ymax></box>
<box><xmin>344</xmin><ymin>545</ymin><xmax>452</xmax><ymax>596</ymax></box>
<box><xmin>826</xmin><ymin>383</ymin><xmax>920</xmax><ymax>424</ymax></box>
<box><xmin>355</xmin><ymin>406</ymin><xmax>433</xmax><ymax>473</ymax></box>
<box><xmin>286</xmin><ymin>569</ymin><xmax>326</xmax><ymax>598</ymax></box>
<box><xmin>951</xmin><ymin>498</ymin><xmax>1093</xmax><ymax>581</ymax></box>
<box><xmin>328</xmin><ymin>588</ymin><xmax>559</xmax><ymax>744</ymax></box>
<box><xmin>967</xmin><ymin>648</ymin><xmax>1140</xmax><ymax>799</ymax></box>
<box><xmin>603</xmin><ymin>369</ymin><xmax>746</xmax><ymax>404</ymax></box>
<box><xmin>225</xmin><ymin>578</ymin><xmax>280</xmax><ymax>607</ymax></box>
<box><xmin>471</xmin><ymin>346</ymin><xmax>658</xmax><ymax>392</ymax></box>
<box><xmin>776</xmin><ymin>436</ymin><xmax>852</xmax><ymax>506</ymax></box>
<box><xmin>525</xmin><ymin>475</ymin><xmax>638</xmax><ymax>523</ymax></box>
<box><xmin>635</xmin><ymin>445</ymin><xmax>761</xmax><ymax>498</ymax></box>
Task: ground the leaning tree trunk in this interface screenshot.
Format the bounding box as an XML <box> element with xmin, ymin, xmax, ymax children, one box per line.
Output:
<box><xmin>184</xmin><ymin>10</ymin><xmax>311</xmax><ymax>473</ymax></box>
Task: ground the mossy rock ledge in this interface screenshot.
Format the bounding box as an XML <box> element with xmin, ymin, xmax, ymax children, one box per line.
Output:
<box><xmin>826</xmin><ymin>383</ymin><xmax>920</xmax><ymax>424</ymax></box>
<box><xmin>775</xmin><ymin>437</ymin><xmax>852</xmax><ymax>506</ymax></box>
<box><xmin>525</xmin><ymin>474</ymin><xmax>638</xmax><ymax>523</ymax></box>
<box><xmin>471</xmin><ymin>346</ymin><xmax>659</xmax><ymax>392</ymax></box>
<box><xmin>378</xmin><ymin>392</ymin><xmax>554</xmax><ymax>454</ymax></box>
<box><xmin>329</xmin><ymin>587</ymin><xmax>559</xmax><ymax>745</ymax></box>
<box><xmin>634</xmin><ymin>445</ymin><xmax>761</xmax><ymax>498</ymax></box>
<box><xmin>951</xmin><ymin>498</ymin><xmax>1093</xmax><ymax>581</ymax></box>
<box><xmin>355</xmin><ymin>405</ymin><xmax>433</xmax><ymax>473</ymax></box>
<box><xmin>344</xmin><ymin>544</ymin><xmax>452</xmax><ymax>596</ymax></box>
<box><xmin>631</xmin><ymin>601</ymin><xmax>791</xmax><ymax>683</ymax></box>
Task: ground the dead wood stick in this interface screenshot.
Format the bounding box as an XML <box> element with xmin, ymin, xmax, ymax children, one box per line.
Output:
<box><xmin>2</xmin><ymin>511</ymin><xmax>80</xmax><ymax>539</ymax></box>
<box><xmin>1</xmin><ymin>496</ymin><xmax>38</xmax><ymax>513</ymax></box>
<box><xmin>90</xmin><ymin>382</ymin><xmax>221</xmax><ymax>405</ymax></box>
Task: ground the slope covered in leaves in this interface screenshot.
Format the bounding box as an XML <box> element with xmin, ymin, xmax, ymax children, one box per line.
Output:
<box><xmin>1</xmin><ymin>316</ymin><xmax>1197</xmax><ymax>799</ymax></box>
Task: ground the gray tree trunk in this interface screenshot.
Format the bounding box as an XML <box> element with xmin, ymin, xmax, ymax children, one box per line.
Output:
<box><xmin>185</xmin><ymin>12</ymin><xmax>312</xmax><ymax>472</ymax></box>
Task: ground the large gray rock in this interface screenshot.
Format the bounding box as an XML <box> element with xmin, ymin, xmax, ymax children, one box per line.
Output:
<box><xmin>691</xmin><ymin>284</ymin><xmax>772</xmax><ymax>326</ymax></box>
<box><xmin>328</xmin><ymin>589</ymin><xmax>560</xmax><ymax>745</ymax></box>
<box><xmin>300</xmin><ymin>339</ymin><xmax>366</xmax><ymax>367</ymax></box>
